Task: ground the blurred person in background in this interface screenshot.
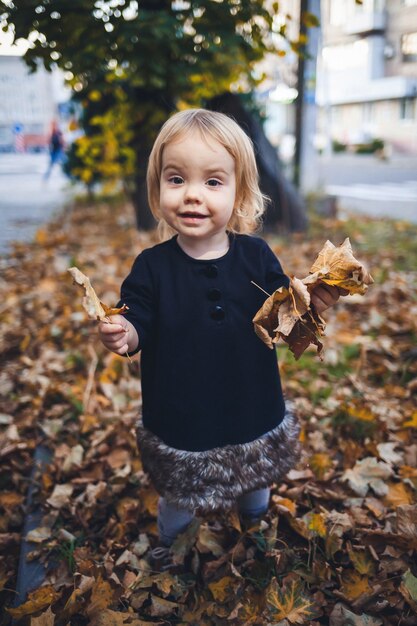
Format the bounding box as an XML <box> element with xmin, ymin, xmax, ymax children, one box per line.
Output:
<box><xmin>44</xmin><ymin>120</ymin><xmax>65</xmax><ymax>181</ymax></box>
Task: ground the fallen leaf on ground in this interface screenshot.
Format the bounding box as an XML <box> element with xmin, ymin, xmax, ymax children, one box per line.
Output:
<box><xmin>30</xmin><ymin>606</ymin><xmax>55</xmax><ymax>626</ymax></box>
<box><xmin>7</xmin><ymin>586</ymin><xmax>59</xmax><ymax>618</ymax></box>
<box><xmin>341</xmin><ymin>457</ymin><xmax>393</xmax><ymax>497</ymax></box>
<box><xmin>266</xmin><ymin>577</ymin><xmax>322</xmax><ymax>623</ymax></box>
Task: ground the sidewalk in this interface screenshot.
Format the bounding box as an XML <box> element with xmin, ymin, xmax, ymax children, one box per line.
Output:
<box><xmin>0</xmin><ymin>153</ymin><xmax>75</xmax><ymax>255</ymax></box>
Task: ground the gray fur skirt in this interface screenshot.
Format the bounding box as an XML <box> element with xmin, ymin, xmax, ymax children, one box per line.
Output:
<box><xmin>136</xmin><ymin>409</ymin><xmax>301</xmax><ymax>514</ymax></box>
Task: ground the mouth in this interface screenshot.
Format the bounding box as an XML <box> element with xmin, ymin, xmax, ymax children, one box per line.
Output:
<box><xmin>179</xmin><ymin>212</ymin><xmax>208</xmax><ymax>219</ymax></box>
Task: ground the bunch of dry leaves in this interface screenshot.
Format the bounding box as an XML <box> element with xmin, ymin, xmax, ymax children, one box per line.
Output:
<box><xmin>0</xmin><ymin>198</ymin><xmax>416</xmax><ymax>625</ymax></box>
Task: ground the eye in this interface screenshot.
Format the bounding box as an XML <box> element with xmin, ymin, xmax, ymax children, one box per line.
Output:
<box><xmin>206</xmin><ymin>179</ymin><xmax>222</xmax><ymax>187</ymax></box>
<box><xmin>169</xmin><ymin>175</ymin><xmax>184</xmax><ymax>185</ymax></box>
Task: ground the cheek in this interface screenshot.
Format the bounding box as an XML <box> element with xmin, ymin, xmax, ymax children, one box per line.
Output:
<box><xmin>159</xmin><ymin>187</ymin><xmax>175</xmax><ymax>208</ymax></box>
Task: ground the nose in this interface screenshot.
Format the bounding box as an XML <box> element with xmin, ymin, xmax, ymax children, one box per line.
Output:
<box><xmin>184</xmin><ymin>182</ymin><xmax>202</xmax><ymax>204</ymax></box>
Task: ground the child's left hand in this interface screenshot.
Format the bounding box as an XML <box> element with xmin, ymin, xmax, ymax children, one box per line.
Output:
<box><xmin>310</xmin><ymin>285</ymin><xmax>348</xmax><ymax>314</ymax></box>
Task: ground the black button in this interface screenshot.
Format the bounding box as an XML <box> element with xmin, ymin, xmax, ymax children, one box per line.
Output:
<box><xmin>210</xmin><ymin>306</ymin><xmax>225</xmax><ymax>321</ymax></box>
<box><xmin>207</xmin><ymin>288</ymin><xmax>221</xmax><ymax>301</ymax></box>
<box><xmin>204</xmin><ymin>264</ymin><xmax>218</xmax><ymax>278</ymax></box>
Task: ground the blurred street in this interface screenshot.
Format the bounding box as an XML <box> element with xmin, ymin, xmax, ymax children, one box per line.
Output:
<box><xmin>0</xmin><ymin>153</ymin><xmax>74</xmax><ymax>254</ymax></box>
<box><xmin>319</xmin><ymin>153</ymin><xmax>417</xmax><ymax>222</ymax></box>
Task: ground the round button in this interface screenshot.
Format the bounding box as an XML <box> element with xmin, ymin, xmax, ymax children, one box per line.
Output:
<box><xmin>204</xmin><ymin>264</ymin><xmax>218</xmax><ymax>278</ymax></box>
<box><xmin>210</xmin><ymin>306</ymin><xmax>225</xmax><ymax>321</ymax></box>
<box><xmin>207</xmin><ymin>288</ymin><xmax>221</xmax><ymax>301</ymax></box>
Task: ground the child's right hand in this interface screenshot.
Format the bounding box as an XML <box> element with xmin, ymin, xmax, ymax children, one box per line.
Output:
<box><xmin>98</xmin><ymin>315</ymin><xmax>138</xmax><ymax>355</ymax></box>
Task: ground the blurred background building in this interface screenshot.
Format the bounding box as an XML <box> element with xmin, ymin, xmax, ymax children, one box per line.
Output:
<box><xmin>318</xmin><ymin>0</ymin><xmax>417</xmax><ymax>155</ymax></box>
<box><xmin>0</xmin><ymin>55</ymin><xmax>66</xmax><ymax>152</ymax></box>
<box><xmin>0</xmin><ymin>24</ymin><xmax>70</xmax><ymax>153</ymax></box>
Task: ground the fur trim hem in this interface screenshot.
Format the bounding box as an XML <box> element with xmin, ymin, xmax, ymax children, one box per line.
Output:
<box><xmin>136</xmin><ymin>410</ymin><xmax>301</xmax><ymax>514</ymax></box>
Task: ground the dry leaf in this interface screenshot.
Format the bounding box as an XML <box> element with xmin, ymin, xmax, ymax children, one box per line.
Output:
<box><xmin>7</xmin><ymin>586</ymin><xmax>59</xmax><ymax>618</ymax></box>
<box><xmin>309</xmin><ymin>453</ymin><xmax>334</xmax><ymax>479</ymax></box>
<box><xmin>30</xmin><ymin>606</ymin><xmax>55</xmax><ymax>626</ymax></box>
<box><xmin>68</xmin><ymin>266</ymin><xmax>128</xmax><ymax>321</ymax></box>
<box><xmin>208</xmin><ymin>576</ymin><xmax>237</xmax><ymax>602</ymax></box>
<box><xmin>253</xmin><ymin>238</ymin><xmax>372</xmax><ymax>358</ymax></box>
<box><xmin>329</xmin><ymin>603</ymin><xmax>382</xmax><ymax>626</ymax></box>
<box><xmin>376</xmin><ymin>442</ymin><xmax>403</xmax><ymax>465</ymax></box>
<box><xmin>307</xmin><ymin>238</ymin><xmax>373</xmax><ymax>295</ymax></box>
<box><xmin>384</xmin><ymin>482</ymin><xmax>413</xmax><ymax>507</ymax></box>
<box><xmin>266</xmin><ymin>578</ymin><xmax>321</xmax><ymax>623</ymax></box>
<box><xmin>346</xmin><ymin>545</ymin><xmax>376</xmax><ymax>576</ymax></box>
<box><xmin>396</xmin><ymin>505</ymin><xmax>417</xmax><ymax>543</ymax></box>
<box><xmin>399</xmin><ymin>569</ymin><xmax>417</xmax><ymax>612</ymax></box>
<box><xmin>338</xmin><ymin>570</ymin><xmax>373</xmax><ymax>601</ymax></box>
<box><xmin>46</xmin><ymin>483</ymin><xmax>74</xmax><ymax>509</ymax></box>
<box><xmin>149</xmin><ymin>595</ymin><xmax>178</xmax><ymax>617</ymax></box>
<box><xmin>26</xmin><ymin>526</ymin><xmax>52</xmax><ymax>543</ymax></box>
<box><xmin>341</xmin><ymin>457</ymin><xmax>393</xmax><ymax>497</ymax></box>
<box><xmin>303</xmin><ymin>512</ymin><xmax>327</xmax><ymax>538</ymax></box>
<box><xmin>86</xmin><ymin>576</ymin><xmax>114</xmax><ymax>616</ymax></box>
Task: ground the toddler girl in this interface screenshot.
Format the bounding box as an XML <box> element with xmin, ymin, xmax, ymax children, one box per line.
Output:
<box><xmin>99</xmin><ymin>109</ymin><xmax>341</xmax><ymax>553</ymax></box>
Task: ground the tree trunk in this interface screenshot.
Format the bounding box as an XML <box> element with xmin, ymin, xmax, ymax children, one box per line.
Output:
<box><xmin>130</xmin><ymin>170</ymin><xmax>157</xmax><ymax>231</ymax></box>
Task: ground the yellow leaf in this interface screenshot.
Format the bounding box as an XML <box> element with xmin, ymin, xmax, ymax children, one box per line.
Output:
<box><xmin>266</xmin><ymin>578</ymin><xmax>321</xmax><ymax>623</ymax></box>
<box><xmin>86</xmin><ymin>576</ymin><xmax>114</xmax><ymax>617</ymax></box>
<box><xmin>35</xmin><ymin>229</ymin><xmax>48</xmax><ymax>245</ymax></box>
<box><xmin>62</xmin><ymin>588</ymin><xmax>84</xmax><ymax>617</ymax></box>
<box><xmin>346</xmin><ymin>405</ymin><xmax>375</xmax><ymax>422</ymax></box>
<box><xmin>141</xmin><ymin>488</ymin><xmax>159</xmax><ymax>517</ymax></box>
<box><xmin>208</xmin><ymin>576</ymin><xmax>236</xmax><ymax>603</ymax></box>
<box><xmin>384</xmin><ymin>482</ymin><xmax>413</xmax><ymax>508</ymax></box>
<box><xmin>7</xmin><ymin>586</ymin><xmax>59</xmax><ymax>618</ymax></box>
<box><xmin>304</xmin><ymin>512</ymin><xmax>326</xmax><ymax>538</ymax></box>
<box><xmin>272</xmin><ymin>495</ymin><xmax>297</xmax><ymax>517</ymax></box>
<box><xmin>0</xmin><ymin>492</ymin><xmax>24</xmax><ymax>508</ymax></box>
<box><xmin>339</xmin><ymin>570</ymin><xmax>373</xmax><ymax>600</ymax></box>
<box><xmin>346</xmin><ymin>544</ymin><xmax>376</xmax><ymax>576</ymax></box>
<box><xmin>403</xmin><ymin>411</ymin><xmax>417</xmax><ymax>428</ymax></box>
<box><xmin>309</xmin><ymin>453</ymin><xmax>333</xmax><ymax>479</ymax></box>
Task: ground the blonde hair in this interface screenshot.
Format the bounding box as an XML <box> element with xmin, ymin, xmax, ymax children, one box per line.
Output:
<box><xmin>147</xmin><ymin>108</ymin><xmax>267</xmax><ymax>240</ymax></box>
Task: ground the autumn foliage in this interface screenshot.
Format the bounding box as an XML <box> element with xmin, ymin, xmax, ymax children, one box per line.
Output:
<box><xmin>0</xmin><ymin>199</ymin><xmax>416</xmax><ymax>625</ymax></box>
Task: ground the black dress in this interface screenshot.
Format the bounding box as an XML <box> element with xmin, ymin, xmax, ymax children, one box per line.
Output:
<box><xmin>119</xmin><ymin>234</ymin><xmax>300</xmax><ymax>512</ymax></box>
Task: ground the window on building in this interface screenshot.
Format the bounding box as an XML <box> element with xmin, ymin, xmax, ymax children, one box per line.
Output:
<box><xmin>400</xmin><ymin>98</ymin><xmax>415</xmax><ymax>120</ymax></box>
<box><xmin>402</xmin><ymin>32</ymin><xmax>417</xmax><ymax>61</ymax></box>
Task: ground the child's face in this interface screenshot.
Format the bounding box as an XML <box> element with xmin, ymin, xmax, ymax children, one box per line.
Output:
<box><xmin>159</xmin><ymin>130</ymin><xmax>236</xmax><ymax>248</ymax></box>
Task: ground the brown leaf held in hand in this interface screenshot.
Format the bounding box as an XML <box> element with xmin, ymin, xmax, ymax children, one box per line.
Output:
<box><xmin>68</xmin><ymin>266</ymin><xmax>128</xmax><ymax>321</ymax></box>
<box><xmin>304</xmin><ymin>237</ymin><xmax>374</xmax><ymax>295</ymax></box>
<box><xmin>253</xmin><ymin>238</ymin><xmax>372</xmax><ymax>359</ymax></box>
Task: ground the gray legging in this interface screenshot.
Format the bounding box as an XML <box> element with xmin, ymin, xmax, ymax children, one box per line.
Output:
<box><xmin>158</xmin><ymin>487</ymin><xmax>270</xmax><ymax>546</ymax></box>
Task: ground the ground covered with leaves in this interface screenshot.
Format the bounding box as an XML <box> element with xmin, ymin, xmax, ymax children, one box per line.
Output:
<box><xmin>1</xmin><ymin>198</ymin><xmax>416</xmax><ymax>625</ymax></box>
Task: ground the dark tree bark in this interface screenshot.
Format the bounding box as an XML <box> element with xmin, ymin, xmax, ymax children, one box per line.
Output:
<box><xmin>128</xmin><ymin>87</ymin><xmax>175</xmax><ymax>231</ymax></box>
<box><xmin>207</xmin><ymin>93</ymin><xmax>307</xmax><ymax>232</ymax></box>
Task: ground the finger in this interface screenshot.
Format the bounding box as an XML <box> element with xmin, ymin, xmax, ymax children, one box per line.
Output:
<box><xmin>103</xmin><ymin>334</ymin><xmax>127</xmax><ymax>349</ymax></box>
<box><xmin>320</xmin><ymin>284</ymin><xmax>339</xmax><ymax>298</ymax></box>
<box><xmin>319</xmin><ymin>285</ymin><xmax>340</xmax><ymax>304</ymax></box>
<box><xmin>99</xmin><ymin>323</ymin><xmax>127</xmax><ymax>335</ymax></box>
